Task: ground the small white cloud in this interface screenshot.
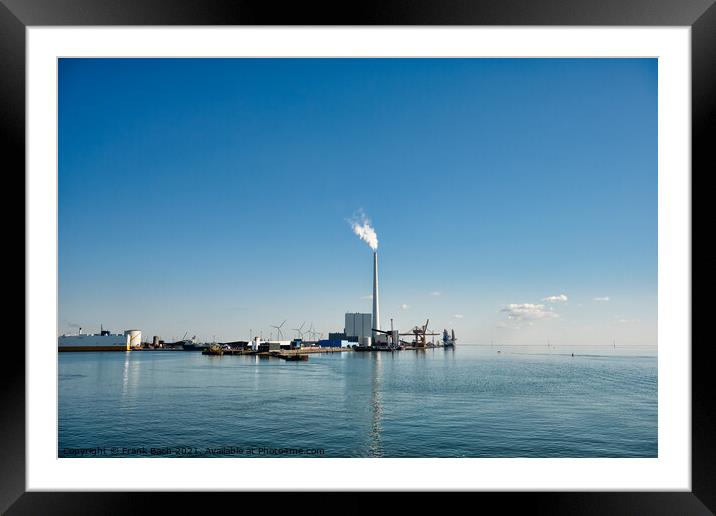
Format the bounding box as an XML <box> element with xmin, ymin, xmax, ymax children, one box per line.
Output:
<box><xmin>453</xmin><ymin>314</ymin><xmax>464</xmax><ymax>319</ymax></box>
<box><xmin>400</xmin><ymin>304</ymin><xmax>410</xmax><ymax>310</ymax></box>
<box><xmin>542</xmin><ymin>294</ymin><xmax>568</xmax><ymax>303</ymax></box>
<box><xmin>500</xmin><ymin>303</ymin><xmax>559</xmax><ymax>321</ymax></box>
<box><xmin>617</xmin><ymin>318</ymin><xmax>639</xmax><ymax>324</ymax></box>
<box><xmin>593</xmin><ymin>297</ymin><xmax>611</xmax><ymax>302</ymax></box>
<box><xmin>360</xmin><ymin>295</ymin><xmax>373</xmax><ymax>300</ymax></box>
<box><xmin>430</xmin><ymin>291</ymin><xmax>442</xmax><ymax>296</ymax></box>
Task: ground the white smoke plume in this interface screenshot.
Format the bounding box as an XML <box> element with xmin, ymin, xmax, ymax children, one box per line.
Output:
<box><xmin>350</xmin><ymin>212</ymin><xmax>378</xmax><ymax>250</ymax></box>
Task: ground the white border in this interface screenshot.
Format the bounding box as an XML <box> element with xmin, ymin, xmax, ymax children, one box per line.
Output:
<box><xmin>27</xmin><ymin>27</ymin><xmax>691</xmax><ymax>491</ymax></box>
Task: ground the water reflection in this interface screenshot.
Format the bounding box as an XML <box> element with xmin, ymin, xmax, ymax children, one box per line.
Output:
<box><xmin>120</xmin><ymin>351</ymin><xmax>140</xmax><ymax>403</ymax></box>
<box><xmin>121</xmin><ymin>351</ymin><xmax>130</xmax><ymax>397</ymax></box>
<box><xmin>367</xmin><ymin>352</ymin><xmax>384</xmax><ymax>457</ymax></box>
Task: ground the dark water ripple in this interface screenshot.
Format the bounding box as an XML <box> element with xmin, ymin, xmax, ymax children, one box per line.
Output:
<box><xmin>58</xmin><ymin>346</ymin><xmax>657</xmax><ymax>457</ymax></box>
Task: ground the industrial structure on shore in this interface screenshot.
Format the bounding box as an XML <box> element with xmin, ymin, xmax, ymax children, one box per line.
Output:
<box><xmin>58</xmin><ymin>219</ymin><xmax>458</xmax><ymax>354</ymax></box>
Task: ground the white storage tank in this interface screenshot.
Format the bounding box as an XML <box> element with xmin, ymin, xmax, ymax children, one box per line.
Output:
<box><xmin>360</xmin><ymin>336</ymin><xmax>372</xmax><ymax>347</ymax></box>
<box><xmin>125</xmin><ymin>329</ymin><xmax>142</xmax><ymax>348</ymax></box>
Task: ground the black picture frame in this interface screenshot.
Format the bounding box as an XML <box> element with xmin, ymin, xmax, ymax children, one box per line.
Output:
<box><xmin>6</xmin><ymin>1</ymin><xmax>710</xmax><ymax>513</ymax></box>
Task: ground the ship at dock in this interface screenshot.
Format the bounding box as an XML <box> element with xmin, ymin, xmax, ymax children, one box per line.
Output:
<box><xmin>174</xmin><ymin>334</ymin><xmax>206</xmax><ymax>351</ymax></box>
<box><xmin>181</xmin><ymin>339</ymin><xmax>206</xmax><ymax>351</ymax></box>
<box><xmin>442</xmin><ymin>329</ymin><xmax>457</xmax><ymax>348</ymax></box>
<box><xmin>58</xmin><ymin>326</ymin><xmax>140</xmax><ymax>352</ymax></box>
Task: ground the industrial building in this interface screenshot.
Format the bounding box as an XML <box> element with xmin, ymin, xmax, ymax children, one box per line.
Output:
<box><xmin>219</xmin><ymin>340</ymin><xmax>250</xmax><ymax>350</ymax></box>
<box><xmin>317</xmin><ymin>339</ymin><xmax>353</xmax><ymax>348</ymax></box>
<box><xmin>329</xmin><ymin>332</ymin><xmax>357</xmax><ymax>342</ymax></box>
<box><xmin>345</xmin><ymin>313</ymin><xmax>372</xmax><ymax>342</ymax></box>
<box><xmin>339</xmin><ymin>250</ymin><xmax>382</xmax><ymax>347</ymax></box>
<box><xmin>258</xmin><ymin>341</ymin><xmax>290</xmax><ymax>352</ymax></box>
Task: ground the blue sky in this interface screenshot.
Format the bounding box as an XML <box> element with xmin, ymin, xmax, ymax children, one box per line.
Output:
<box><xmin>58</xmin><ymin>58</ymin><xmax>657</xmax><ymax>345</ymax></box>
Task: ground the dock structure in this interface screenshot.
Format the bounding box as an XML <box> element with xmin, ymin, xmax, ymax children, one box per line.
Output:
<box><xmin>202</xmin><ymin>346</ymin><xmax>352</xmax><ymax>358</ymax></box>
<box><xmin>201</xmin><ymin>342</ymin><xmax>453</xmax><ymax>357</ymax></box>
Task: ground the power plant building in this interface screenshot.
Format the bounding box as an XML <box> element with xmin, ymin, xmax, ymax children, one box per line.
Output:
<box><xmin>345</xmin><ymin>313</ymin><xmax>372</xmax><ymax>341</ymax></box>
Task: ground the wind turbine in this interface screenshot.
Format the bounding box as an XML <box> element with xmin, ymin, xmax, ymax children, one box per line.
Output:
<box><xmin>306</xmin><ymin>322</ymin><xmax>315</xmax><ymax>341</ymax></box>
<box><xmin>292</xmin><ymin>321</ymin><xmax>306</xmax><ymax>339</ymax></box>
<box><xmin>271</xmin><ymin>320</ymin><xmax>287</xmax><ymax>340</ymax></box>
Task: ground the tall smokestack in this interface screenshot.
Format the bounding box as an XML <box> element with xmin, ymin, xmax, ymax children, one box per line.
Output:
<box><xmin>373</xmin><ymin>251</ymin><xmax>380</xmax><ymax>338</ymax></box>
<box><xmin>349</xmin><ymin>211</ymin><xmax>380</xmax><ymax>341</ymax></box>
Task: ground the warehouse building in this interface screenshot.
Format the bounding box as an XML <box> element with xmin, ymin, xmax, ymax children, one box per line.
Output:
<box><xmin>318</xmin><ymin>339</ymin><xmax>353</xmax><ymax>348</ymax></box>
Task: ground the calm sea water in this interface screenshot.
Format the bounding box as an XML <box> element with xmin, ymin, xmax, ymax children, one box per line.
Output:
<box><xmin>58</xmin><ymin>345</ymin><xmax>657</xmax><ymax>458</ymax></box>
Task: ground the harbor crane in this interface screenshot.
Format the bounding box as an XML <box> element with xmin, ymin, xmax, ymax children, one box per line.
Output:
<box><xmin>400</xmin><ymin>319</ymin><xmax>440</xmax><ymax>348</ymax></box>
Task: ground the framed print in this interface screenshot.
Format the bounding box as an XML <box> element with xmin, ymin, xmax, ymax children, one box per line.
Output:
<box><xmin>7</xmin><ymin>0</ymin><xmax>711</xmax><ymax>513</ymax></box>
